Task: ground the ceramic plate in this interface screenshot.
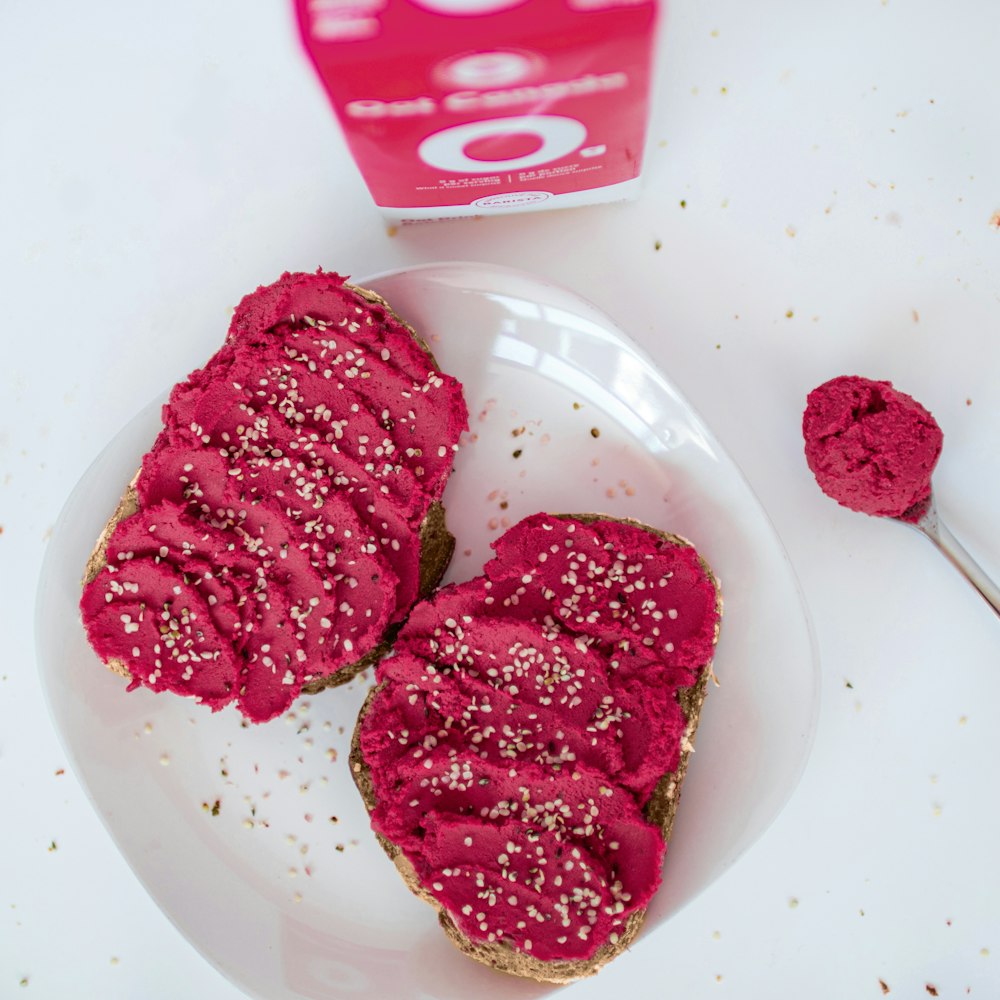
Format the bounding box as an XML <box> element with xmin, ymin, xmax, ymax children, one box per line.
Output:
<box><xmin>36</xmin><ymin>262</ymin><xmax>819</xmax><ymax>999</ymax></box>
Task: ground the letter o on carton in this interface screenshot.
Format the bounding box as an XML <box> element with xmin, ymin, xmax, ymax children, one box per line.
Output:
<box><xmin>410</xmin><ymin>0</ymin><xmax>526</xmax><ymax>14</ymax></box>
<box><xmin>418</xmin><ymin>115</ymin><xmax>587</xmax><ymax>173</ymax></box>
<box><xmin>345</xmin><ymin>100</ymin><xmax>387</xmax><ymax>119</ymax></box>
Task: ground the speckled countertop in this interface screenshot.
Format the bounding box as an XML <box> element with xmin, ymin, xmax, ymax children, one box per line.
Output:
<box><xmin>3</xmin><ymin>0</ymin><xmax>999</xmax><ymax>997</ymax></box>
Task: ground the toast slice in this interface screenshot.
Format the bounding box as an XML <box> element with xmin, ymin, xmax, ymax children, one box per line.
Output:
<box><xmin>80</xmin><ymin>271</ymin><xmax>468</xmax><ymax>723</ymax></box>
<box><xmin>351</xmin><ymin>512</ymin><xmax>722</xmax><ymax>982</ymax></box>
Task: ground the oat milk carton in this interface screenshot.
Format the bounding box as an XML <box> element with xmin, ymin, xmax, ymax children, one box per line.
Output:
<box><xmin>294</xmin><ymin>0</ymin><xmax>660</xmax><ymax>222</ymax></box>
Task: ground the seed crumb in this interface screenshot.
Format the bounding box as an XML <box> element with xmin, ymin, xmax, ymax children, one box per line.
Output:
<box><xmin>159</xmin><ymin>754</ymin><xmax>170</xmax><ymax>766</ymax></box>
<box><xmin>654</xmin><ymin>239</ymin><xmax>662</xmax><ymax>251</ymax></box>
<box><xmin>788</xmin><ymin>897</ymin><xmax>799</xmax><ymax>909</ymax></box>
<box><xmin>572</xmin><ymin>401</ymin><xmax>581</xmax><ymax>410</ymax></box>
<box><xmin>110</xmin><ymin>957</ymin><xmax>119</xmax><ymax>966</ymax></box>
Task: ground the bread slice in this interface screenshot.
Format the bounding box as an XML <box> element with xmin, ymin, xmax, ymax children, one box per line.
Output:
<box><xmin>350</xmin><ymin>512</ymin><xmax>722</xmax><ymax>983</ymax></box>
<box><xmin>80</xmin><ymin>271</ymin><xmax>467</xmax><ymax>722</ymax></box>
<box><xmin>82</xmin><ymin>484</ymin><xmax>454</xmax><ymax>692</ymax></box>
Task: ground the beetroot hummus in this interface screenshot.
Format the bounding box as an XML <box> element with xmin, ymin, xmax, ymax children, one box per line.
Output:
<box><xmin>80</xmin><ymin>271</ymin><xmax>468</xmax><ymax>723</ymax></box>
<box><xmin>358</xmin><ymin>514</ymin><xmax>721</xmax><ymax>963</ymax></box>
<box><xmin>803</xmin><ymin>376</ymin><xmax>943</xmax><ymax>521</ymax></box>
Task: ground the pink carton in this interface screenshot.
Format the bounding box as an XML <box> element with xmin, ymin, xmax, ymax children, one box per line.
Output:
<box><xmin>294</xmin><ymin>0</ymin><xmax>660</xmax><ymax>222</ymax></box>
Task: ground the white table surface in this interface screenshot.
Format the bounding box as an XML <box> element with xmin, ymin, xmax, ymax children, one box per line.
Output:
<box><xmin>3</xmin><ymin>1</ymin><xmax>999</xmax><ymax>997</ymax></box>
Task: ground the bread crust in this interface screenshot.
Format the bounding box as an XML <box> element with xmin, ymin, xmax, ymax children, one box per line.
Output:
<box><xmin>350</xmin><ymin>513</ymin><xmax>722</xmax><ymax>983</ymax></box>
<box><xmin>82</xmin><ymin>281</ymin><xmax>457</xmax><ymax>697</ymax></box>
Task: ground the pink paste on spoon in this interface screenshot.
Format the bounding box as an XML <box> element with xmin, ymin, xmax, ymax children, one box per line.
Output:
<box><xmin>803</xmin><ymin>375</ymin><xmax>943</xmax><ymax>522</ymax></box>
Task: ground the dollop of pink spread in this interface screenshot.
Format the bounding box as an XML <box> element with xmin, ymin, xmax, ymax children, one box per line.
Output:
<box><xmin>359</xmin><ymin>514</ymin><xmax>720</xmax><ymax>963</ymax></box>
<box><xmin>803</xmin><ymin>375</ymin><xmax>943</xmax><ymax>521</ymax></box>
<box><xmin>80</xmin><ymin>270</ymin><xmax>468</xmax><ymax>722</ymax></box>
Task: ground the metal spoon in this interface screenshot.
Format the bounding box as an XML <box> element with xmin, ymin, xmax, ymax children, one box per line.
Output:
<box><xmin>902</xmin><ymin>491</ymin><xmax>1000</xmax><ymax>617</ymax></box>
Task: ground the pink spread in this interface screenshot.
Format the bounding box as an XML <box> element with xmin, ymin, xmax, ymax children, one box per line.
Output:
<box><xmin>803</xmin><ymin>376</ymin><xmax>943</xmax><ymax>521</ymax></box>
<box><xmin>359</xmin><ymin>514</ymin><xmax>720</xmax><ymax>963</ymax></box>
<box><xmin>80</xmin><ymin>271</ymin><xmax>468</xmax><ymax>722</ymax></box>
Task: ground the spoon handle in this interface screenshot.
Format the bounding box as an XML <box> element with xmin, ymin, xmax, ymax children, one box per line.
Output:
<box><xmin>916</xmin><ymin>510</ymin><xmax>1000</xmax><ymax>618</ymax></box>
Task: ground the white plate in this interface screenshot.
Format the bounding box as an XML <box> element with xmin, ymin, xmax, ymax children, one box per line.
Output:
<box><xmin>36</xmin><ymin>262</ymin><xmax>819</xmax><ymax>1000</ymax></box>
